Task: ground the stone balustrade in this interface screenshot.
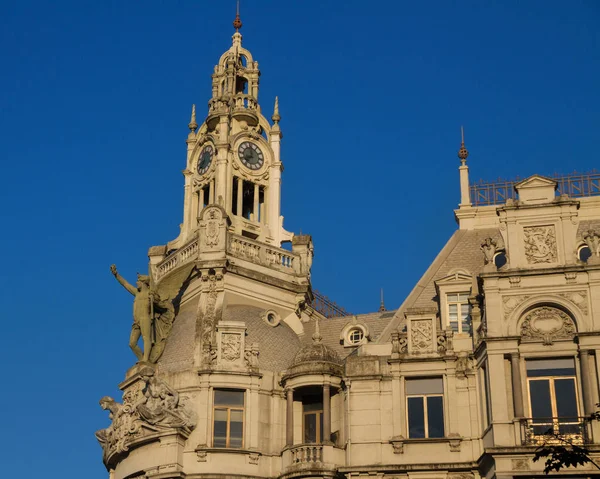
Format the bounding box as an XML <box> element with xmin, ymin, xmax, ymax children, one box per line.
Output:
<box><xmin>228</xmin><ymin>233</ymin><xmax>300</xmax><ymax>274</ymax></box>
<box><xmin>290</xmin><ymin>444</ymin><xmax>323</xmax><ymax>464</ymax></box>
<box><xmin>154</xmin><ymin>238</ymin><xmax>199</xmax><ymax>281</ymax></box>
<box><xmin>153</xmin><ymin>231</ymin><xmax>302</xmax><ymax>283</ymax></box>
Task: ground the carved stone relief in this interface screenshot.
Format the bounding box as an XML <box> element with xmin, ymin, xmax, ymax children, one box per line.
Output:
<box><xmin>222</xmin><ymin>333</ymin><xmax>242</xmax><ymax>361</ymax></box>
<box><xmin>205</xmin><ymin>210</ymin><xmax>220</xmax><ymax>248</ymax></box>
<box><xmin>523</xmin><ymin>225</ymin><xmax>558</xmax><ymax>264</ymax></box>
<box><xmin>503</xmin><ymin>294</ymin><xmax>532</xmax><ymax>317</ymax></box>
<box><xmin>520</xmin><ymin>306</ymin><xmax>576</xmax><ymax>345</ymax></box>
<box><xmin>556</xmin><ymin>291</ymin><xmax>589</xmax><ymax>315</ymax></box>
<box><xmin>512</xmin><ymin>458</ymin><xmax>530</xmax><ymax>471</ymax></box>
<box><xmin>410</xmin><ymin>319</ymin><xmax>433</xmax><ymax>353</ymax></box>
<box><xmin>96</xmin><ymin>369</ymin><xmax>196</xmax><ymax>461</ymax></box>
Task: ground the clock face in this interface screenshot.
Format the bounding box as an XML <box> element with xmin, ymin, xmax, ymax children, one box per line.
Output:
<box><xmin>238</xmin><ymin>142</ymin><xmax>264</xmax><ymax>170</ymax></box>
<box><xmin>197</xmin><ymin>145</ymin><xmax>213</xmax><ymax>175</ymax></box>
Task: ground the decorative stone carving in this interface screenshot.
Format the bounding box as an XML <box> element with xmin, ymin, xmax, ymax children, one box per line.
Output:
<box><xmin>565</xmin><ymin>272</ymin><xmax>578</xmax><ymax>284</ymax></box>
<box><xmin>205</xmin><ymin>209</ymin><xmax>220</xmax><ymax>248</ymax></box>
<box><xmin>244</xmin><ymin>342</ymin><xmax>259</xmax><ymax>369</ymax></box>
<box><xmin>248</xmin><ymin>452</ymin><xmax>260</xmax><ymax>465</ymax></box>
<box><xmin>520</xmin><ymin>306</ymin><xmax>576</xmax><ymax>345</ymax></box>
<box><xmin>503</xmin><ymin>294</ymin><xmax>532</xmax><ymax>317</ymax></box>
<box><xmin>411</xmin><ymin>320</ymin><xmax>433</xmax><ymax>353</ymax></box>
<box><xmin>448</xmin><ymin>474</ymin><xmax>474</xmax><ymax>479</ymax></box>
<box><xmin>195</xmin><ymin>445</ymin><xmax>208</xmax><ymax>462</ymax></box>
<box><xmin>583</xmin><ymin>229</ymin><xmax>600</xmax><ymax>262</ymax></box>
<box><xmin>512</xmin><ymin>458</ymin><xmax>530</xmax><ymax>471</ymax></box>
<box><xmin>96</xmin><ymin>369</ymin><xmax>196</xmax><ymax>460</ymax></box>
<box><xmin>556</xmin><ymin>290</ymin><xmax>589</xmax><ymax>315</ymax></box>
<box><xmin>509</xmin><ymin>276</ymin><xmax>521</xmax><ymax>288</ymax></box>
<box><xmin>390</xmin><ymin>436</ymin><xmax>404</xmax><ymax>454</ymax></box>
<box><xmin>448</xmin><ymin>433</ymin><xmax>462</xmax><ymax>452</ymax></box>
<box><xmin>221</xmin><ymin>333</ymin><xmax>242</xmax><ymax>361</ymax></box>
<box><xmin>437</xmin><ymin>331</ymin><xmax>450</xmax><ymax>354</ymax></box>
<box><xmin>523</xmin><ymin>225</ymin><xmax>558</xmax><ymax>264</ymax></box>
<box><xmin>455</xmin><ymin>354</ymin><xmax>471</xmax><ymax>378</ymax></box>
<box><xmin>481</xmin><ymin>237</ymin><xmax>498</xmax><ymax>265</ymax></box>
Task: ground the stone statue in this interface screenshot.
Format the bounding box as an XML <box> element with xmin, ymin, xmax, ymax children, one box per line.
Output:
<box><xmin>110</xmin><ymin>264</ymin><xmax>154</xmax><ymax>362</ymax></box>
<box><xmin>136</xmin><ymin>368</ymin><xmax>195</xmax><ymax>429</ymax></box>
<box><xmin>480</xmin><ymin>237</ymin><xmax>498</xmax><ymax>264</ymax></box>
<box><xmin>95</xmin><ymin>396</ymin><xmax>122</xmax><ymax>448</ymax></box>
<box><xmin>583</xmin><ymin>229</ymin><xmax>600</xmax><ymax>262</ymax></box>
<box><xmin>148</xmin><ymin>293</ymin><xmax>175</xmax><ymax>363</ymax></box>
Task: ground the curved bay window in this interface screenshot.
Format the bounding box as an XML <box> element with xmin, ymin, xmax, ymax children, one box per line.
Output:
<box><xmin>213</xmin><ymin>389</ymin><xmax>244</xmax><ymax>448</ymax></box>
<box><xmin>526</xmin><ymin>358</ymin><xmax>580</xmax><ymax>438</ymax></box>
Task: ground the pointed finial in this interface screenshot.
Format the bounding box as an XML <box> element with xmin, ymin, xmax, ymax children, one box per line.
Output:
<box><xmin>379</xmin><ymin>288</ymin><xmax>386</xmax><ymax>312</ymax></box>
<box><xmin>458</xmin><ymin>125</ymin><xmax>469</xmax><ymax>165</ymax></box>
<box><xmin>188</xmin><ymin>104</ymin><xmax>198</xmax><ymax>132</ymax></box>
<box><xmin>272</xmin><ymin>96</ymin><xmax>281</xmax><ymax>124</ymax></box>
<box><xmin>312</xmin><ymin>318</ymin><xmax>322</xmax><ymax>344</ymax></box>
<box><xmin>233</xmin><ymin>0</ymin><xmax>242</xmax><ymax>31</ymax></box>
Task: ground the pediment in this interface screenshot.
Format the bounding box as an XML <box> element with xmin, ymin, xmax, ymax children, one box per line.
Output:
<box><xmin>514</xmin><ymin>175</ymin><xmax>557</xmax><ymax>190</ymax></box>
<box><xmin>435</xmin><ymin>270</ymin><xmax>473</xmax><ymax>286</ymax></box>
<box><xmin>514</xmin><ymin>175</ymin><xmax>557</xmax><ymax>204</ymax></box>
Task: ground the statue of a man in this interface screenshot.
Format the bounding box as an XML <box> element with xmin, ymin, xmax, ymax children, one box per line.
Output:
<box><xmin>110</xmin><ymin>264</ymin><xmax>154</xmax><ymax>362</ymax></box>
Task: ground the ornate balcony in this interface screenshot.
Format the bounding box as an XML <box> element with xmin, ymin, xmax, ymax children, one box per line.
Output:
<box><xmin>290</xmin><ymin>444</ymin><xmax>323</xmax><ymax>464</ymax></box>
<box><xmin>519</xmin><ymin>417</ymin><xmax>591</xmax><ymax>446</ymax></box>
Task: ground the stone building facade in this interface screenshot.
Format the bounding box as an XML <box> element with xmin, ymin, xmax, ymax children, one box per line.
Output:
<box><xmin>97</xmin><ymin>22</ymin><xmax>600</xmax><ymax>479</ymax></box>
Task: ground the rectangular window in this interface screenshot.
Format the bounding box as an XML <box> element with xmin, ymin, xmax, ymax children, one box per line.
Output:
<box><xmin>406</xmin><ymin>378</ymin><xmax>445</xmax><ymax>439</ymax></box>
<box><xmin>447</xmin><ymin>293</ymin><xmax>471</xmax><ymax>334</ymax></box>
<box><xmin>482</xmin><ymin>363</ymin><xmax>492</xmax><ymax>427</ymax></box>
<box><xmin>526</xmin><ymin>358</ymin><xmax>579</xmax><ymax>435</ymax></box>
<box><xmin>213</xmin><ymin>389</ymin><xmax>244</xmax><ymax>448</ymax></box>
<box><xmin>302</xmin><ymin>395</ymin><xmax>324</xmax><ymax>443</ymax></box>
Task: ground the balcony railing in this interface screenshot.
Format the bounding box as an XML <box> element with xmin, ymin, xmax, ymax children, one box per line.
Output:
<box><xmin>520</xmin><ymin>417</ymin><xmax>591</xmax><ymax>446</ymax></box>
<box><xmin>290</xmin><ymin>444</ymin><xmax>323</xmax><ymax>464</ymax></box>
<box><xmin>470</xmin><ymin>170</ymin><xmax>600</xmax><ymax>206</ymax></box>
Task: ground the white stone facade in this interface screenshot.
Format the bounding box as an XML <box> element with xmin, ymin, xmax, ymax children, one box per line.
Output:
<box><xmin>97</xmin><ymin>26</ymin><xmax>600</xmax><ymax>479</ymax></box>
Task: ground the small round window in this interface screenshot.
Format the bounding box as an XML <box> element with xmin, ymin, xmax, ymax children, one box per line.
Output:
<box><xmin>348</xmin><ymin>328</ymin><xmax>364</xmax><ymax>345</ymax></box>
<box><xmin>579</xmin><ymin>245</ymin><xmax>592</xmax><ymax>263</ymax></box>
<box><xmin>262</xmin><ymin>310</ymin><xmax>280</xmax><ymax>327</ymax></box>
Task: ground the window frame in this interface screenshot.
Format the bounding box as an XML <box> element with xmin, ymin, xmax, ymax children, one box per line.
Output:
<box><xmin>212</xmin><ymin>389</ymin><xmax>245</xmax><ymax>449</ymax></box>
<box><xmin>446</xmin><ymin>292</ymin><xmax>471</xmax><ymax>334</ymax></box>
<box><xmin>405</xmin><ymin>377</ymin><xmax>445</xmax><ymax>439</ymax></box>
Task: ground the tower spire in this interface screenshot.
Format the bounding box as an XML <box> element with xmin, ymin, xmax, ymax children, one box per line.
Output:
<box><xmin>379</xmin><ymin>288</ymin><xmax>386</xmax><ymax>312</ymax></box>
<box><xmin>272</xmin><ymin>96</ymin><xmax>281</xmax><ymax>124</ymax></box>
<box><xmin>312</xmin><ymin>318</ymin><xmax>322</xmax><ymax>344</ymax></box>
<box><xmin>188</xmin><ymin>104</ymin><xmax>198</xmax><ymax>133</ymax></box>
<box><xmin>458</xmin><ymin>126</ymin><xmax>471</xmax><ymax>207</ymax></box>
<box><xmin>233</xmin><ymin>0</ymin><xmax>242</xmax><ymax>32</ymax></box>
<box><xmin>458</xmin><ymin>126</ymin><xmax>469</xmax><ymax>166</ymax></box>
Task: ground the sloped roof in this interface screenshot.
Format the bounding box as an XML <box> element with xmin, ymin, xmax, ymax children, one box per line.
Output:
<box><xmin>378</xmin><ymin>228</ymin><xmax>501</xmax><ymax>342</ymax></box>
<box><xmin>300</xmin><ymin>310</ymin><xmax>398</xmax><ymax>359</ymax></box>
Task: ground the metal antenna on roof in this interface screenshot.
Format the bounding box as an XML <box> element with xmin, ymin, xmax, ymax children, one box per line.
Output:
<box><xmin>233</xmin><ymin>0</ymin><xmax>242</xmax><ymax>32</ymax></box>
<box><xmin>379</xmin><ymin>288</ymin><xmax>386</xmax><ymax>312</ymax></box>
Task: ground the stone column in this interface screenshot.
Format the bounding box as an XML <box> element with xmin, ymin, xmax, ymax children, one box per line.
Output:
<box><xmin>511</xmin><ymin>353</ymin><xmax>524</xmax><ymax>418</ymax></box>
<box><xmin>323</xmin><ymin>384</ymin><xmax>331</xmax><ymax>443</ymax></box>
<box><xmin>286</xmin><ymin>388</ymin><xmax>294</xmax><ymax>446</ymax></box>
<box><xmin>580</xmin><ymin>350</ymin><xmax>595</xmax><ymax>415</ymax></box>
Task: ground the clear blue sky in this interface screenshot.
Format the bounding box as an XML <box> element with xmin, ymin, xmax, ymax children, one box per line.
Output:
<box><xmin>1</xmin><ymin>1</ymin><xmax>598</xmax><ymax>476</ymax></box>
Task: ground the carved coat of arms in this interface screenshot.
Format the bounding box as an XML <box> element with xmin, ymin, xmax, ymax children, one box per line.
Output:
<box><xmin>523</xmin><ymin>226</ymin><xmax>557</xmax><ymax>264</ymax></box>
<box><xmin>205</xmin><ymin>213</ymin><xmax>219</xmax><ymax>248</ymax></box>
<box><xmin>221</xmin><ymin>333</ymin><xmax>241</xmax><ymax>361</ymax></box>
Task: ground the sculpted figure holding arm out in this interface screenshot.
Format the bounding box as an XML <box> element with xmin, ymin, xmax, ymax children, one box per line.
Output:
<box><xmin>110</xmin><ymin>264</ymin><xmax>153</xmax><ymax>362</ymax></box>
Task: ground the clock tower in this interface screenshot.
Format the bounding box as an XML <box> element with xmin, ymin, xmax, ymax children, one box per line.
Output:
<box><xmin>173</xmin><ymin>26</ymin><xmax>291</xmax><ymax>250</ymax></box>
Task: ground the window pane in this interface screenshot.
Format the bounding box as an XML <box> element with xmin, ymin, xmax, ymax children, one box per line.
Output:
<box><xmin>526</xmin><ymin>358</ymin><xmax>576</xmax><ymax>377</ymax></box>
<box><xmin>427</xmin><ymin>396</ymin><xmax>445</xmax><ymax>438</ymax></box>
<box><xmin>215</xmin><ymin>389</ymin><xmax>244</xmax><ymax>406</ymax></box>
<box><xmin>447</xmin><ymin>294</ymin><xmax>458</xmax><ymax>302</ymax></box>
<box><xmin>406</xmin><ymin>378</ymin><xmax>444</xmax><ymax>395</ymax></box>
<box><xmin>529</xmin><ymin>379</ymin><xmax>552</xmax><ymax>418</ymax></box>
<box><xmin>407</xmin><ymin>397</ymin><xmax>425</xmax><ymax>438</ymax></box>
<box><xmin>304</xmin><ymin>413</ymin><xmax>317</xmax><ymax>443</ymax></box>
<box><xmin>554</xmin><ymin>378</ymin><xmax>578</xmax><ymax>418</ymax></box>
<box><xmin>213</xmin><ymin>408</ymin><xmax>228</xmax><ymax>447</ymax></box>
<box><xmin>230</xmin><ymin>409</ymin><xmax>244</xmax><ymax>448</ymax></box>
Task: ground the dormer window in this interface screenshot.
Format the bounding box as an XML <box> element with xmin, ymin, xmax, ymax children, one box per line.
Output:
<box><xmin>348</xmin><ymin>328</ymin><xmax>364</xmax><ymax>345</ymax></box>
<box><xmin>447</xmin><ymin>293</ymin><xmax>471</xmax><ymax>334</ymax></box>
<box><xmin>340</xmin><ymin>317</ymin><xmax>369</xmax><ymax>347</ymax></box>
